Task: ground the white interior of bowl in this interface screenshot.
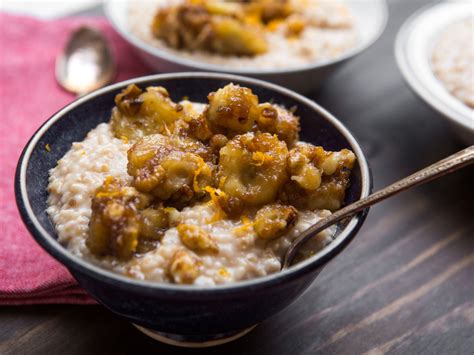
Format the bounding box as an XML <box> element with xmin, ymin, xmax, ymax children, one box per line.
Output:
<box><xmin>104</xmin><ymin>0</ymin><xmax>388</xmax><ymax>74</ymax></box>
<box><xmin>395</xmin><ymin>1</ymin><xmax>474</xmax><ymax>135</ymax></box>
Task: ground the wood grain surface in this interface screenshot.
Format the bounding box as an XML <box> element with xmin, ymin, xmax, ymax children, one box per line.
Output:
<box><xmin>1</xmin><ymin>1</ymin><xmax>473</xmax><ymax>354</ymax></box>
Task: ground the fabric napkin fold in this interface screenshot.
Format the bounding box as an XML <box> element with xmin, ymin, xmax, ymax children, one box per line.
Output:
<box><xmin>0</xmin><ymin>13</ymin><xmax>150</xmax><ymax>305</ymax></box>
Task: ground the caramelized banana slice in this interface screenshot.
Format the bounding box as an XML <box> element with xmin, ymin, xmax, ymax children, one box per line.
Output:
<box><xmin>127</xmin><ymin>134</ymin><xmax>215</xmax><ymax>204</ymax></box>
<box><xmin>218</xmin><ymin>132</ymin><xmax>288</xmax><ymax>209</ymax></box>
<box><xmin>281</xmin><ymin>143</ymin><xmax>356</xmax><ymax>211</ymax></box>
<box><xmin>138</xmin><ymin>208</ymin><xmax>169</xmax><ymax>239</ymax></box>
<box><xmin>169</xmin><ymin>249</ymin><xmax>200</xmax><ymax>284</ymax></box>
<box><xmin>87</xmin><ymin>177</ymin><xmax>153</xmax><ymax>260</ymax></box>
<box><xmin>256</xmin><ymin>0</ymin><xmax>294</xmax><ymax>24</ymax></box>
<box><xmin>152</xmin><ymin>3</ymin><xmax>268</xmax><ymax>56</ymax></box>
<box><xmin>177</xmin><ymin>224</ymin><xmax>219</xmax><ymax>254</ymax></box>
<box><xmin>210</xmin><ymin>17</ymin><xmax>268</xmax><ymax>55</ymax></box>
<box><xmin>206</xmin><ymin>84</ymin><xmax>259</xmax><ymax>136</ymax></box>
<box><xmin>111</xmin><ymin>84</ymin><xmax>185</xmax><ymax>141</ymax></box>
<box><xmin>135</xmin><ymin>207</ymin><xmax>171</xmax><ymax>254</ymax></box>
<box><xmin>254</xmin><ymin>204</ymin><xmax>298</xmax><ymax>240</ymax></box>
<box><xmin>256</xmin><ymin>103</ymin><xmax>300</xmax><ymax>147</ymax></box>
<box><xmin>204</xmin><ymin>1</ymin><xmax>242</xmax><ymax>17</ymax></box>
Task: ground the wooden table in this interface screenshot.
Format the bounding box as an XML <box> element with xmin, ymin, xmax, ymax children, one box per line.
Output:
<box><xmin>1</xmin><ymin>1</ymin><xmax>473</xmax><ymax>353</ymax></box>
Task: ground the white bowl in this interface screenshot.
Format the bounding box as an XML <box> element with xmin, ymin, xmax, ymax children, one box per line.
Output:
<box><xmin>395</xmin><ymin>1</ymin><xmax>474</xmax><ymax>144</ymax></box>
<box><xmin>104</xmin><ymin>0</ymin><xmax>388</xmax><ymax>93</ymax></box>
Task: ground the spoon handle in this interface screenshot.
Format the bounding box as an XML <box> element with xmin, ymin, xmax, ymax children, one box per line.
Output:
<box><xmin>282</xmin><ymin>145</ymin><xmax>474</xmax><ymax>269</ymax></box>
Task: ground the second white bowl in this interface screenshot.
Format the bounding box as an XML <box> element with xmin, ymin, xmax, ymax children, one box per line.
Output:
<box><xmin>395</xmin><ymin>1</ymin><xmax>474</xmax><ymax>144</ymax></box>
<box><xmin>104</xmin><ymin>0</ymin><xmax>388</xmax><ymax>93</ymax></box>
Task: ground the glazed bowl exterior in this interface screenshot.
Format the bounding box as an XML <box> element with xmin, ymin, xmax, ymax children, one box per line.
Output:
<box><xmin>15</xmin><ymin>73</ymin><xmax>371</xmax><ymax>338</ymax></box>
<box><xmin>104</xmin><ymin>0</ymin><xmax>388</xmax><ymax>93</ymax></box>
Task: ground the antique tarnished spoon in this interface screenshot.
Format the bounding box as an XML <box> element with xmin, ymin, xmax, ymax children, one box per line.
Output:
<box><xmin>56</xmin><ymin>26</ymin><xmax>116</xmax><ymax>95</ymax></box>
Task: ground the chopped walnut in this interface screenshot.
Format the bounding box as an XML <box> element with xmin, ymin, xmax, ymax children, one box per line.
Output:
<box><xmin>169</xmin><ymin>249</ymin><xmax>200</xmax><ymax>284</ymax></box>
<box><xmin>254</xmin><ymin>204</ymin><xmax>298</xmax><ymax>240</ymax></box>
<box><xmin>177</xmin><ymin>224</ymin><xmax>219</xmax><ymax>254</ymax></box>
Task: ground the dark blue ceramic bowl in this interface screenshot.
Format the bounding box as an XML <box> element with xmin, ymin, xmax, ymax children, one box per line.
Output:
<box><xmin>15</xmin><ymin>73</ymin><xmax>371</xmax><ymax>346</ymax></box>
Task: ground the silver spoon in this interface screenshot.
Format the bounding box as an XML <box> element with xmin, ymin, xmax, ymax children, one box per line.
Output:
<box><xmin>56</xmin><ymin>26</ymin><xmax>116</xmax><ymax>96</ymax></box>
<box><xmin>282</xmin><ymin>145</ymin><xmax>474</xmax><ymax>269</ymax></box>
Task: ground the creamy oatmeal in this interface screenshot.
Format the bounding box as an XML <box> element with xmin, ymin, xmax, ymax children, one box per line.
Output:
<box><xmin>47</xmin><ymin>83</ymin><xmax>355</xmax><ymax>286</ymax></box>
<box><xmin>128</xmin><ymin>0</ymin><xmax>358</xmax><ymax>69</ymax></box>
<box><xmin>431</xmin><ymin>18</ymin><xmax>474</xmax><ymax>108</ymax></box>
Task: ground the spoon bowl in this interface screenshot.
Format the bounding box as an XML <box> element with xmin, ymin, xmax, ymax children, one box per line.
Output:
<box><xmin>56</xmin><ymin>26</ymin><xmax>116</xmax><ymax>95</ymax></box>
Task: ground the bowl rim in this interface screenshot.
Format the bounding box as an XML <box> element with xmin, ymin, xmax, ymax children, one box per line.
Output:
<box><xmin>394</xmin><ymin>1</ymin><xmax>474</xmax><ymax>135</ymax></box>
<box><xmin>103</xmin><ymin>0</ymin><xmax>389</xmax><ymax>75</ymax></box>
<box><xmin>15</xmin><ymin>72</ymin><xmax>371</xmax><ymax>295</ymax></box>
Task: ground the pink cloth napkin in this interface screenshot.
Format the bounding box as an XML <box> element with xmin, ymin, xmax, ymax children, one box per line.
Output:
<box><xmin>0</xmin><ymin>13</ymin><xmax>150</xmax><ymax>305</ymax></box>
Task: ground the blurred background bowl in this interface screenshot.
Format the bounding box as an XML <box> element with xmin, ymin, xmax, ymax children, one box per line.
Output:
<box><xmin>104</xmin><ymin>0</ymin><xmax>388</xmax><ymax>93</ymax></box>
<box><xmin>395</xmin><ymin>1</ymin><xmax>474</xmax><ymax>144</ymax></box>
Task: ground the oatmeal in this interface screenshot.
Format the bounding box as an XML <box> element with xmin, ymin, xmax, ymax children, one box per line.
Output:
<box><xmin>431</xmin><ymin>18</ymin><xmax>474</xmax><ymax>108</ymax></box>
<box><xmin>128</xmin><ymin>0</ymin><xmax>358</xmax><ymax>69</ymax></box>
<box><xmin>47</xmin><ymin>83</ymin><xmax>355</xmax><ymax>286</ymax></box>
